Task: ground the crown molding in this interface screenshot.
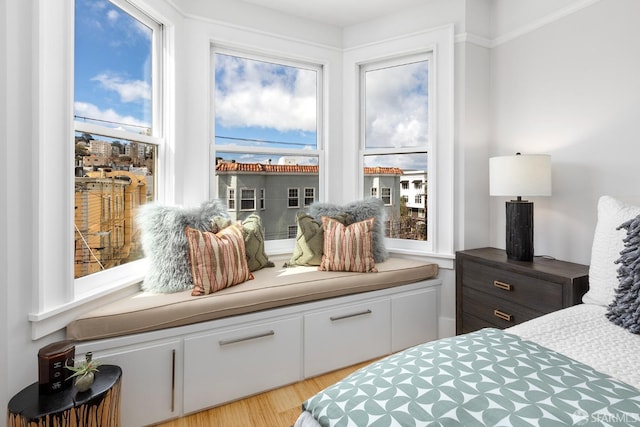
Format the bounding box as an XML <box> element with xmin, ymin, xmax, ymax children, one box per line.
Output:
<box><xmin>491</xmin><ymin>0</ymin><xmax>602</xmax><ymax>47</ymax></box>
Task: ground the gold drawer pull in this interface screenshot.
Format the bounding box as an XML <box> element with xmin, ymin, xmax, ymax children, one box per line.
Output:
<box><xmin>494</xmin><ymin>309</ymin><xmax>513</xmax><ymax>322</ymax></box>
<box><xmin>493</xmin><ymin>280</ymin><xmax>513</xmax><ymax>291</ymax></box>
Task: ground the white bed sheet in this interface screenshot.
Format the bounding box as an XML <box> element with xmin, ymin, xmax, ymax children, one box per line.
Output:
<box><xmin>507</xmin><ymin>303</ymin><xmax>640</xmax><ymax>390</ymax></box>
<box><xmin>294</xmin><ymin>303</ymin><xmax>640</xmax><ymax>427</ymax></box>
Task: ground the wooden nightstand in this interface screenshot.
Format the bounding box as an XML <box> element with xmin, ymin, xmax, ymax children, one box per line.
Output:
<box><xmin>456</xmin><ymin>247</ymin><xmax>589</xmax><ymax>335</ymax></box>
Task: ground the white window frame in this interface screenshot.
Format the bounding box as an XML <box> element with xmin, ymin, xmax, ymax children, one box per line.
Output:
<box><xmin>227</xmin><ymin>188</ymin><xmax>236</xmax><ymax>210</ymax></box>
<box><xmin>288</xmin><ymin>187</ymin><xmax>300</xmax><ymax>208</ymax></box>
<box><xmin>349</xmin><ymin>25</ymin><xmax>454</xmax><ymax>260</ymax></box>
<box><xmin>259</xmin><ymin>188</ymin><xmax>266</xmax><ymax>210</ymax></box>
<box><xmin>287</xmin><ymin>225</ymin><xmax>298</xmax><ymax>239</ymax></box>
<box><xmin>360</xmin><ymin>53</ymin><xmax>432</xmax><ymax>253</ymax></box>
<box><xmin>210</xmin><ymin>46</ymin><xmax>324</xmax><ymax>253</ymax></box>
<box><xmin>29</xmin><ymin>0</ymin><xmax>172</xmax><ymax>339</ymax></box>
<box><xmin>370</xmin><ymin>187</ymin><xmax>378</xmax><ymax>198</ymax></box>
<box><xmin>381</xmin><ymin>187</ymin><xmax>392</xmax><ymax>206</ymax></box>
<box><xmin>303</xmin><ymin>187</ymin><xmax>315</xmax><ymax>206</ymax></box>
<box><xmin>240</xmin><ymin>188</ymin><xmax>256</xmax><ymax>211</ymax></box>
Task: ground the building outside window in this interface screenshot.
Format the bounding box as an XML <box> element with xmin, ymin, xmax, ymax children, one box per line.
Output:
<box><xmin>304</xmin><ymin>188</ymin><xmax>315</xmax><ymax>206</ymax></box>
<box><xmin>288</xmin><ymin>188</ymin><xmax>300</xmax><ymax>208</ymax></box>
<box><xmin>260</xmin><ymin>188</ymin><xmax>265</xmax><ymax>210</ymax></box>
<box><xmin>288</xmin><ymin>225</ymin><xmax>298</xmax><ymax>239</ymax></box>
<box><xmin>381</xmin><ymin>187</ymin><xmax>392</xmax><ymax>205</ymax></box>
<box><xmin>228</xmin><ymin>188</ymin><xmax>235</xmax><ymax>209</ymax></box>
<box><xmin>240</xmin><ymin>188</ymin><xmax>256</xmax><ymax>210</ymax></box>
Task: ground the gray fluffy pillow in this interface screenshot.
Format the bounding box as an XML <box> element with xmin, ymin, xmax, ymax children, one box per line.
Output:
<box><xmin>606</xmin><ymin>214</ymin><xmax>640</xmax><ymax>333</ymax></box>
<box><xmin>308</xmin><ymin>198</ymin><xmax>389</xmax><ymax>263</ymax></box>
<box><xmin>137</xmin><ymin>200</ymin><xmax>228</xmax><ymax>293</ymax></box>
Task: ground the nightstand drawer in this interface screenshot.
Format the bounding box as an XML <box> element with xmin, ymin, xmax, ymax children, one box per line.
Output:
<box><xmin>456</xmin><ymin>248</ymin><xmax>589</xmax><ymax>335</ymax></box>
<box><xmin>461</xmin><ymin>259</ymin><xmax>563</xmax><ymax>313</ymax></box>
<box><xmin>462</xmin><ymin>287</ymin><xmax>543</xmax><ymax>328</ymax></box>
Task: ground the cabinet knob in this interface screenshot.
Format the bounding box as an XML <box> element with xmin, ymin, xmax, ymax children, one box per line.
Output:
<box><xmin>493</xmin><ymin>309</ymin><xmax>513</xmax><ymax>322</ymax></box>
<box><xmin>493</xmin><ymin>280</ymin><xmax>513</xmax><ymax>291</ymax></box>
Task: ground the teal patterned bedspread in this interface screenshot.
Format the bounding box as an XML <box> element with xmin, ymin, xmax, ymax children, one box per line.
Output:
<box><xmin>302</xmin><ymin>328</ymin><xmax>640</xmax><ymax>426</ymax></box>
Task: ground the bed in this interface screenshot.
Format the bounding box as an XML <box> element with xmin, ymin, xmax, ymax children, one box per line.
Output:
<box><xmin>295</xmin><ymin>196</ymin><xmax>640</xmax><ymax>427</ymax></box>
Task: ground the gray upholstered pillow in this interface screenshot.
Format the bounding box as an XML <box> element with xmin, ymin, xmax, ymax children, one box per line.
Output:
<box><xmin>308</xmin><ymin>198</ymin><xmax>389</xmax><ymax>263</ymax></box>
<box><xmin>137</xmin><ymin>200</ymin><xmax>228</xmax><ymax>293</ymax></box>
<box><xmin>606</xmin><ymin>214</ymin><xmax>640</xmax><ymax>333</ymax></box>
<box><xmin>286</xmin><ymin>212</ymin><xmax>353</xmax><ymax>267</ymax></box>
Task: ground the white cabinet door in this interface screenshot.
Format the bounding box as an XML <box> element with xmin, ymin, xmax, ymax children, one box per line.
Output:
<box><xmin>391</xmin><ymin>286</ymin><xmax>439</xmax><ymax>352</ymax></box>
<box><xmin>304</xmin><ymin>298</ymin><xmax>391</xmax><ymax>378</ymax></box>
<box><xmin>81</xmin><ymin>339</ymin><xmax>181</xmax><ymax>427</ymax></box>
<box><xmin>183</xmin><ymin>316</ymin><xmax>302</xmax><ymax>414</ymax></box>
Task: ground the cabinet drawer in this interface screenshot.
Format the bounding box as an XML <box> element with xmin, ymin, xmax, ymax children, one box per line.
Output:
<box><xmin>304</xmin><ymin>299</ymin><xmax>390</xmax><ymax>377</ymax></box>
<box><xmin>391</xmin><ymin>287</ymin><xmax>438</xmax><ymax>352</ymax></box>
<box><xmin>460</xmin><ymin>312</ymin><xmax>499</xmax><ymax>334</ymax></box>
<box><xmin>183</xmin><ymin>317</ymin><xmax>302</xmax><ymax>413</ymax></box>
<box><xmin>462</xmin><ymin>259</ymin><xmax>562</xmax><ymax>312</ymax></box>
<box><xmin>462</xmin><ymin>287</ymin><xmax>544</xmax><ymax>329</ymax></box>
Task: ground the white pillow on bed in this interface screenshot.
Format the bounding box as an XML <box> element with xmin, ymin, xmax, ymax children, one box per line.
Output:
<box><xmin>583</xmin><ymin>196</ymin><xmax>640</xmax><ymax>306</ymax></box>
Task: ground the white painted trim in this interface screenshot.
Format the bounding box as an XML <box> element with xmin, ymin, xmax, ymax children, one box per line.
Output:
<box><xmin>167</xmin><ymin>1</ymin><xmax>343</xmax><ymax>52</ymax></box>
<box><xmin>492</xmin><ymin>0</ymin><xmax>603</xmax><ymax>47</ymax></box>
<box><xmin>454</xmin><ymin>32</ymin><xmax>492</xmax><ymax>49</ymax></box>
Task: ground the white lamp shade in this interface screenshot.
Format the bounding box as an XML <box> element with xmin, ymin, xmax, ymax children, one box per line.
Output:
<box><xmin>490</xmin><ymin>154</ymin><xmax>552</xmax><ymax>197</ymax></box>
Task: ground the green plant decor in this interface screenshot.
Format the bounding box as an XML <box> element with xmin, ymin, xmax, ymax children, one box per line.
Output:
<box><xmin>66</xmin><ymin>352</ymin><xmax>102</xmax><ymax>392</ymax></box>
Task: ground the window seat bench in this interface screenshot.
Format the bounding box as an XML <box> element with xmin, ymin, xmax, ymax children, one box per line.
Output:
<box><xmin>67</xmin><ymin>257</ymin><xmax>440</xmax><ymax>426</ymax></box>
<box><xmin>66</xmin><ymin>257</ymin><xmax>438</xmax><ymax>342</ymax></box>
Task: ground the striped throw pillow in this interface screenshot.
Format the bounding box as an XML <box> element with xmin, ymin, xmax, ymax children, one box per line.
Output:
<box><xmin>186</xmin><ymin>223</ymin><xmax>254</xmax><ymax>296</ymax></box>
<box><xmin>319</xmin><ymin>216</ymin><xmax>378</xmax><ymax>273</ymax></box>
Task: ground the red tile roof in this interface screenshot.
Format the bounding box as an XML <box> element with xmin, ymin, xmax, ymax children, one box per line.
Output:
<box><xmin>216</xmin><ymin>162</ymin><xmax>318</xmax><ymax>173</ymax></box>
<box><xmin>216</xmin><ymin>162</ymin><xmax>403</xmax><ymax>175</ymax></box>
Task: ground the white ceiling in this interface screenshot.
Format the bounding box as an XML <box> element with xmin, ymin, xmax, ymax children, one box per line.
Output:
<box><xmin>237</xmin><ymin>0</ymin><xmax>429</xmax><ymax>28</ymax></box>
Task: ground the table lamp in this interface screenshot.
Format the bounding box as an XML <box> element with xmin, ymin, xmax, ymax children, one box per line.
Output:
<box><xmin>489</xmin><ymin>153</ymin><xmax>551</xmax><ymax>261</ymax></box>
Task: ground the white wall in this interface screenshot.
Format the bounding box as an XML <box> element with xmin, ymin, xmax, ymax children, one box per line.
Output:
<box><xmin>490</xmin><ymin>0</ymin><xmax>640</xmax><ymax>265</ymax></box>
<box><xmin>0</xmin><ymin>0</ymin><xmax>8</xmax><ymax>415</ymax></box>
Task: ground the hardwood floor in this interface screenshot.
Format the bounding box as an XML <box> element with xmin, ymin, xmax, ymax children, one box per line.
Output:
<box><xmin>155</xmin><ymin>359</ymin><xmax>375</xmax><ymax>427</ymax></box>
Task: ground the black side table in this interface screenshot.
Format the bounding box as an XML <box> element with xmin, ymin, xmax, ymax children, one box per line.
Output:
<box><xmin>7</xmin><ymin>364</ymin><xmax>122</xmax><ymax>427</ymax></box>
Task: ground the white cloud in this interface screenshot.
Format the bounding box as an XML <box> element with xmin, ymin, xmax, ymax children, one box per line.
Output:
<box><xmin>106</xmin><ymin>9</ymin><xmax>119</xmax><ymax>23</ymax></box>
<box><xmin>91</xmin><ymin>73</ymin><xmax>151</xmax><ymax>103</ymax></box>
<box><xmin>215</xmin><ymin>55</ymin><xmax>317</xmax><ymax>133</ymax></box>
<box><xmin>75</xmin><ymin>102</ymin><xmax>149</xmax><ymax>132</ymax></box>
<box><xmin>365</xmin><ymin>61</ymin><xmax>429</xmax><ymax>148</ymax></box>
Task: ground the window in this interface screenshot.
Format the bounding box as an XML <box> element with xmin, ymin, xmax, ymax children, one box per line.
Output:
<box><xmin>74</xmin><ymin>0</ymin><xmax>163</xmax><ymax>282</ymax></box>
<box><xmin>212</xmin><ymin>49</ymin><xmax>322</xmax><ymax>241</ymax></box>
<box><xmin>227</xmin><ymin>188</ymin><xmax>235</xmax><ymax>210</ymax></box>
<box><xmin>288</xmin><ymin>225</ymin><xmax>298</xmax><ymax>239</ymax></box>
<box><xmin>304</xmin><ymin>188</ymin><xmax>315</xmax><ymax>206</ymax></box>
<box><xmin>288</xmin><ymin>188</ymin><xmax>300</xmax><ymax>208</ymax></box>
<box><xmin>240</xmin><ymin>188</ymin><xmax>256</xmax><ymax>211</ymax></box>
<box><xmin>361</xmin><ymin>53</ymin><xmax>430</xmax><ymax>242</ymax></box>
<box><xmin>30</xmin><ymin>0</ymin><xmax>171</xmax><ymax>339</ymax></box>
<box><xmin>381</xmin><ymin>187</ymin><xmax>392</xmax><ymax>205</ymax></box>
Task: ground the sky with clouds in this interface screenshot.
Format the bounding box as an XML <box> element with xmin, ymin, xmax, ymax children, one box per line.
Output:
<box><xmin>214</xmin><ymin>54</ymin><xmax>318</xmax><ymax>151</ymax></box>
<box><xmin>74</xmin><ymin>1</ymin><xmax>428</xmax><ymax>171</ymax></box>
<box><xmin>74</xmin><ymin>0</ymin><xmax>152</xmax><ymax>133</ymax></box>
